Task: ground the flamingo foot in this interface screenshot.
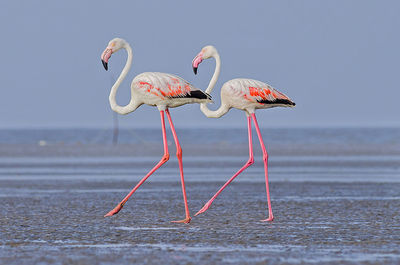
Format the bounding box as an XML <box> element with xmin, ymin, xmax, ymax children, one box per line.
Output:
<box><xmin>171</xmin><ymin>217</ymin><xmax>191</xmax><ymax>224</ymax></box>
<box><xmin>260</xmin><ymin>215</ymin><xmax>274</xmax><ymax>222</ymax></box>
<box><xmin>104</xmin><ymin>203</ymin><xmax>124</xmax><ymax>217</ymax></box>
<box><xmin>194</xmin><ymin>201</ymin><xmax>213</xmax><ymax>216</ymax></box>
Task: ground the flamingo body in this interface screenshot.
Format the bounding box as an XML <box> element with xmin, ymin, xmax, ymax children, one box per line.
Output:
<box><xmin>220</xmin><ymin>78</ymin><xmax>295</xmax><ymax>112</ymax></box>
<box><xmin>132</xmin><ymin>72</ymin><xmax>211</xmax><ymax>109</ymax></box>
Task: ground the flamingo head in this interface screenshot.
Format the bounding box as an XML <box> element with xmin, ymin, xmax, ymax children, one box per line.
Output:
<box><xmin>192</xmin><ymin>45</ymin><xmax>217</xmax><ymax>75</ymax></box>
<box><xmin>101</xmin><ymin>38</ymin><xmax>127</xmax><ymax>71</ymax></box>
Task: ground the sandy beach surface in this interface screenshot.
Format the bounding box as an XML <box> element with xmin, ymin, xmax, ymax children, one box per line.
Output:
<box><xmin>1</xmin><ymin>128</ymin><xmax>399</xmax><ymax>264</ymax></box>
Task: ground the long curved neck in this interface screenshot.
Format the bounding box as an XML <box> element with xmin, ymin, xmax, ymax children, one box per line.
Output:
<box><xmin>200</xmin><ymin>51</ymin><xmax>229</xmax><ymax>118</ymax></box>
<box><xmin>109</xmin><ymin>43</ymin><xmax>139</xmax><ymax>115</ymax></box>
<box><xmin>205</xmin><ymin>52</ymin><xmax>221</xmax><ymax>94</ymax></box>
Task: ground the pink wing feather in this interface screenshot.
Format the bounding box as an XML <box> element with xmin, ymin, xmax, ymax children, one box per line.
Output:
<box><xmin>135</xmin><ymin>72</ymin><xmax>209</xmax><ymax>100</ymax></box>
<box><xmin>229</xmin><ymin>79</ymin><xmax>294</xmax><ymax>105</ymax></box>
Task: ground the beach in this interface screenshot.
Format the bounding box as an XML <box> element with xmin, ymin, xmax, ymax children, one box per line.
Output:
<box><xmin>1</xmin><ymin>128</ymin><xmax>399</xmax><ymax>264</ymax></box>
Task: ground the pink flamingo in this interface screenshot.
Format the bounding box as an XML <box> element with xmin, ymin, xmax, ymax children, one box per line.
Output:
<box><xmin>100</xmin><ymin>38</ymin><xmax>211</xmax><ymax>223</ymax></box>
<box><xmin>192</xmin><ymin>45</ymin><xmax>295</xmax><ymax>221</ymax></box>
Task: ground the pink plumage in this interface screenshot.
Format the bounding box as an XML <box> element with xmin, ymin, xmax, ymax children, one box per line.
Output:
<box><xmin>133</xmin><ymin>72</ymin><xmax>211</xmax><ymax>107</ymax></box>
<box><xmin>222</xmin><ymin>78</ymin><xmax>295</xmax><ymax>108</ymax></box>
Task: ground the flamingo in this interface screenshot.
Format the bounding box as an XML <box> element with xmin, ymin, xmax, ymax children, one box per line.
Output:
<box><xmin>192</xmin><ymin>45</ymin><xmax>295</xmax><ymax>221</ymax></box>
<box><xmin>100</xmin><ymin>38</ymin><xmax>211</xmax><ymax>223</ymax></box>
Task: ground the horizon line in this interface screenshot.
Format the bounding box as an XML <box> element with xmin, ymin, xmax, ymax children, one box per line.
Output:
<box><xmin>0</xmin><ymin>124</ymin><xmax>399</xmax><ymax>130</ymax></box>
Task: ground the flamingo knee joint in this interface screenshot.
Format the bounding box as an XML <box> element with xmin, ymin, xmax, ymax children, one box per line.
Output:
<box><xmin>162</xmin><ymin>153</ymin><xmax>170</xmax><ymax>162</ymax></box>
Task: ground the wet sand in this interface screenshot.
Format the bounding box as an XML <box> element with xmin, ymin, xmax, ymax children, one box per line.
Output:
<box><xmin>1</xmin><ymin>128</ymin><xmax>400</xmax><ymax>264</ymax></box>
<box><xmin>1</xmin><ymin>178</ymin><xmax>400</xmax><ymax>264</ymax></box>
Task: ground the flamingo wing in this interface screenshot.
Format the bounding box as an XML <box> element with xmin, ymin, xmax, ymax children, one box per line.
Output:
<box><xmin>231</xmin><ymin>79</ymin><xmax>295</xmax><ymax>106</ymax></box>
<box><xmin>136</xmin><ymin>72</ymin><xmax>211</xmax><ymax>100</ymax></box>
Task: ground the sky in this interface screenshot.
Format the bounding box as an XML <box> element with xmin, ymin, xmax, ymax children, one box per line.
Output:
<box><xmin>0</xmin><ymin>0</ymin><xmax>399</xmax><ymax>128</ymax></box>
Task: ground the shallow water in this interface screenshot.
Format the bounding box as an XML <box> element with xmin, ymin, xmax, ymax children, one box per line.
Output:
<box><xmin>0</xmin><ymin>128</ymin><xmax>399</xmax><ymax>264</ymax></box>
<box><xmin>1</xmin><ymin>180</ymin><xmax>400</xmax><ymax>264</ymax></box>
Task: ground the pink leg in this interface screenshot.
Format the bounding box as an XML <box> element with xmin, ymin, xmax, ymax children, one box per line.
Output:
<box><xmin>251</xmin><ymin>113</ymin><xmax>274</xmax><ymax>222</ymax></box>
<box><xmin>195</xmin><ymin>115</ymin><xmax>254</xmax><ymax>216</ymax></box>
<box><xmin>104</xmin><ymin>110</ymin><xmax>170</xmax><ymax>217</ymax></box>
<box><xmin>165</xmin><ymin>109</ymin><xmax>191</xmax><ymax>224</ymax></box>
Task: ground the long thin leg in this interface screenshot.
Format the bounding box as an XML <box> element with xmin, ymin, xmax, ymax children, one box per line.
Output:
<box><xmin>195</xmin><ymin>115</ymin><xmax>254</xmax><ymax>216</ymax></box>
<box><xmin>104</xmin><ymin>110</ymin><xmax>170</xmax><ymax>217</ymax></box>
<box><xmin>165</xmin><ymin>109</ymin><xmax>191</xmax><ymax>223</ymax></box>
<box><xmin>251</xmin><ymin>113</ymin><xmax>274</xmax><ymax>222</ymax></box>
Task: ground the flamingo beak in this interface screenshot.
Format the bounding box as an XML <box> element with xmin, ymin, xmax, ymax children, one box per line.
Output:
<box><xmin>101</xmin><ymin>48</ymin><xmax>113</xmax><ymax>71</ymax></box>
<box><xmin>101</xmin><ymin>60</ymin><xmax>108</xmax><ymax>71</ymax></box>
<box><xmin>192</xmin><ymin>52</ymin><xmax>203</xmax><ymax>75</ymax></box>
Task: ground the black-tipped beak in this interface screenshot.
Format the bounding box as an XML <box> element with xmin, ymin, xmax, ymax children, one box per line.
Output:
<box><xmin>193</xmin><ymin>66</ymin><xmax>198</xmax><ymax>75</ymax></box>
<box><xmin>102</xmin><ymin>60</ymin><xmax>108</xmax><ymax>71</ymax></box>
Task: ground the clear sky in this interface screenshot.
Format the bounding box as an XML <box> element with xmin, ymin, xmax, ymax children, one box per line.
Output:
<box><xmin>0</xmin><ymin>0</ymin><xmax>399</xmax><ymax>128</ymax></box>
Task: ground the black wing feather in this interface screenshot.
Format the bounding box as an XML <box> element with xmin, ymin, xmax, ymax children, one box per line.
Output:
<box><xmin>169</xmin><ymin>90</ymin><xmax>211</xmax><ymax>100</ymax></box>
<box><xmin>257</xmin><ymin>98</ymin><xmax>295</xmax><ymax>106</ymax></box>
